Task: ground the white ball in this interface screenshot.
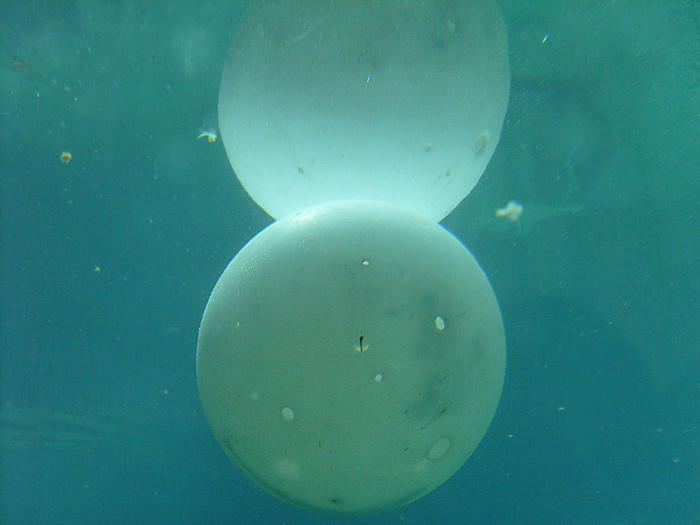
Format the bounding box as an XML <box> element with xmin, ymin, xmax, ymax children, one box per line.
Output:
<box><xmin>197</xmin><ymin>200</ymin><xmax>506</xmax><ymax>514</ymax></box>
<box><xmin>218</xmin><ymin>0</ymin><xmax>510</xmax><ymax>221</ymax></box>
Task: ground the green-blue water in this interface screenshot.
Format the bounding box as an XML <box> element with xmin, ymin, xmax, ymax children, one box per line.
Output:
<box><xmin>2</xmin><ymin>1</ymin><xmax>699</xmax><ymax>523</ymax></box>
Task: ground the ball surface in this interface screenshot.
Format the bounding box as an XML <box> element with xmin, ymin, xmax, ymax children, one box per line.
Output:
<box><xmin>197</xmin><ymin>200</ymin><xmax>505</xmax><ymax>514</ymax></box>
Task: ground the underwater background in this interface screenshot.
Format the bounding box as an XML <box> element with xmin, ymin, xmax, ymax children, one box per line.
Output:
<box><xmin>1</xmin><ymin>1</ymin><xmax>699</xmax><ymax>523</ymax></box>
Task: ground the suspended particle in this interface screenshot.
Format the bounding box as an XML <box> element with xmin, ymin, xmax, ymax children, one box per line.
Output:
<box><xmin>495</xmin><ymin>200</ymin><xmax>523</xmax><ymax>222</ymax></box>
<box><xmin>281</xmin><ymin>406</ymin><xmax>295</xmax><ymax>421</ymax></box>
<box><xmin>61</xmin><ymin>150</ymin><xmax>72</xmax><ymax>164</ymax></box>
<box><xmin>197</xmin><ymin>130</ymin><xmax>218</xmax><ymax>143</ymax></box>
<box><xmin>435</xmin><ymin>316</ymin><xmax>446</xmax><ymax>331</ymax></box>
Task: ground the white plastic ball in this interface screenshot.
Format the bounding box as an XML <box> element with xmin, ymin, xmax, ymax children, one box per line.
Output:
<box><xmin>218</xmin><ymin>1</ymin><xmax>510</xmax><ymax>221</ymax></box>
<box><xmin>197</xmin><ymin>200</ymin><xmax>506</xmax><ymax>514</ymax></box>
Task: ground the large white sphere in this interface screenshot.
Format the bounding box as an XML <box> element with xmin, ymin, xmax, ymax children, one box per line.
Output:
<box><xmin>197</xmin><ymin>201</ymin><xmax>506</xmax><ymax>514</ymax></box>
<box><xmin>218</xmin><ymin>0</ymin><xmax>510</xmax><ymax>221</ymax></box>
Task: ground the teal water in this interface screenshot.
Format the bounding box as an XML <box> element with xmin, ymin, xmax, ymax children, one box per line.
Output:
<box><xmin>1</xmin><ymin>1</ymin><xmax>699</xmax><ymax>523</ymax></box>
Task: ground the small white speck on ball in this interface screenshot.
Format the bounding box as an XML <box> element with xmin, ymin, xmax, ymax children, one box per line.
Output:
<box><xmin>275</xmin><ymin>458</ymin><xmax>300</xmax><ymax>479</ymax></box>
<box><xmin>428</xmin><ymin>437</ymin><xmax>451</xmax><ymax>460</ymax></box>
<box><xmin>281</xmin><ymin>407</ymin><xmax>295</xmax><ymax>421</ymax></box>
<box><xmin>435</xmin><ymin>316</ymin><xmax>446</xmax><ymax>331</ymax></box>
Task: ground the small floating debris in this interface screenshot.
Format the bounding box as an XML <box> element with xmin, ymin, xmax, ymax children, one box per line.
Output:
<box><xmin>496</xmin><ymin>200</ymin><xmax>523</xmax><ymax>222</ymax></box>
<box><xmin>197</xmin><ymin>130</ymin><xmax>217</xmax><ymax>143</ymax></box>
<box><xmin>354</xmin><ymin>334</ymin><xmax>369</xmax><ymax>353</ymax></box>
